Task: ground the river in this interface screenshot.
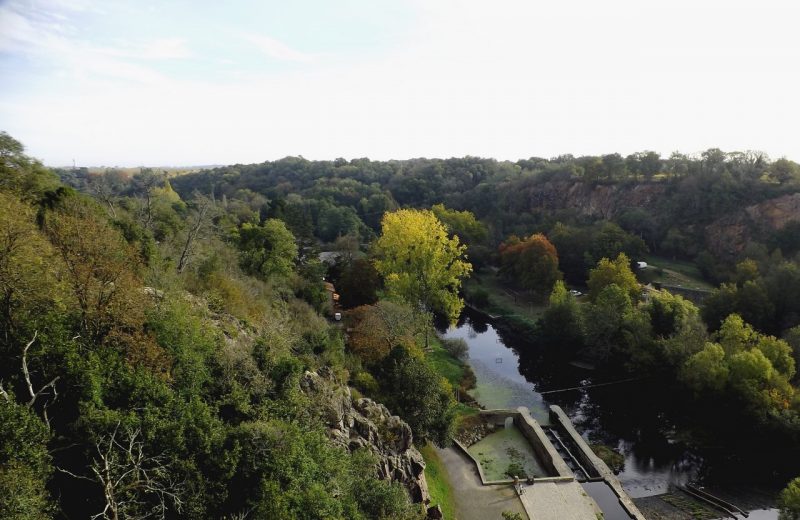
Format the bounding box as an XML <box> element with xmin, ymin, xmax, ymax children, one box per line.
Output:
<box><xmin>438</xmin><ymin>309</ymin><xmax>789</xmax><ymax>513</ymax></box>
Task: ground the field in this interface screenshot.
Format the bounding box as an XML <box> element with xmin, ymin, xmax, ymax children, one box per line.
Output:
<box><xmin>645</xmin><ymin>256</ymin><xmax>715</xmax><ymax>291</ymax></box>
<box><xmin>463</xmin><ymin>271</ymin><xmax>548</xmax><ymax>326</ymax></box>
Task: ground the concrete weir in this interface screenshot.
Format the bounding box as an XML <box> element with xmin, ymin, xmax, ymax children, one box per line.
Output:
<box><xmin>549</xmin><ymin>405</ymin><xmax>647</xmax><ymax>520</ymax></box>
<box><xmin>454</xmin><ymin>406</ymin><xmax>646</xmax><ymax>520</ymax></box>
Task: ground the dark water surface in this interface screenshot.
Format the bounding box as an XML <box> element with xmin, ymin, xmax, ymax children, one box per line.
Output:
<box><xmin>439</xmin><ymin>310</ymin><xmax>792</xmax><ymax>506</ymax></box>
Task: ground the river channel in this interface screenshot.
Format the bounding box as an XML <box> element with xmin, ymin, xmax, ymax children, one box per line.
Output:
<box><xmin>438</xmin><ymin>309</ymin><xmax>789</xmax><ymax>514</ymax></box>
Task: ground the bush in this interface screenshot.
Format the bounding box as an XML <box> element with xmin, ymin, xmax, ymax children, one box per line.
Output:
<box><xmin>441</xmin><ymin>338</ymin><xmax>469</xmax><ymax>360</ymax></box>
<box><xmin>590</xmin><ymin>444</ymin><xmax>625</xmax><ymax>474</ymax></box>
<box><xmin>779</xmin><ymin>477</ymin><xmax>800</xmax><ymax>520</ymax></box>
<box><xmin>352</xmin><ymin>371</ymin><xmax>379</xmax><ymax>395</ymax></box>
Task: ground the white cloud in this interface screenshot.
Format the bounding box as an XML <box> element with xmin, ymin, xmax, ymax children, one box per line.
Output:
<box><xmin>244</xmin><ymin>34</ymin><xmax>315</xmax><ymax>63</ymax></box>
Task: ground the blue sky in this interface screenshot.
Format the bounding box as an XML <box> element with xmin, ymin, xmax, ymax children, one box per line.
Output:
<box><xmin>2</xmin><ymin>0</ymin><xmax>800</xmax><ymax>166</ymax></box>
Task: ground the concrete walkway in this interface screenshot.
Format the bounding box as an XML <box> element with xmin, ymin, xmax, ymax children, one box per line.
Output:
<box><xmin>435</xmin><ymin>446</ymin><xmax>528</xmax><ymax>520</ymax></box>
<box><xmin>518</xmin><ymin>480</ymin><xmax>600</xmax><ymax>520</ymax></box>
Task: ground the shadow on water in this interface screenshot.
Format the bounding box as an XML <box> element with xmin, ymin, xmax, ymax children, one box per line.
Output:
<box><xmin>581</xmin><ymin>481</ymin><xmax>633</xmax><ymax>520</ymax></box>
<box><xmin>437</xmin><ymin>309</ymin><xmax>796</xmax><ymax>502</ymax></box>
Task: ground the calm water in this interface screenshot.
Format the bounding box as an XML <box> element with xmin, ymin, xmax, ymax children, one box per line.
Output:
<box><xmin>439</xmin><ymin>309</ymin><xmax>789</xmax><ymax>508</ymax></box>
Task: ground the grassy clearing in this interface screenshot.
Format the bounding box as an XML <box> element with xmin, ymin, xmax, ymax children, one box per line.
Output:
<box><xmin>464</xmin><ymin>272</ymin><xmax>547</xmax><ymax>326</ymax></box>
<box><xmin>645</xmin><ymin>255</ymin><xmax>714</xmax><ymax>291</ymax></box>
<box><xmin>420</xmin><ymin>443</ymin><xmax>456</xmax><ymax>519</ymax></box>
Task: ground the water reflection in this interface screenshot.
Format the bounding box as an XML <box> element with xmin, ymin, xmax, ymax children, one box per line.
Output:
<box><xmin>438</xmin><ymin>309</ymin><xmax>792</xmax><ymax>501</ymax></box>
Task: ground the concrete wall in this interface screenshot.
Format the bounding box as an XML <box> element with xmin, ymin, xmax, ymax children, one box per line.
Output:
<box><xmin>513</xmin><ymin>407</ymin><xmax>573</xmax><ymax>478</ymax></box>
<box><xmin>549</xmin><ymin>406</ymin><xmax>647</xmax><ymax>520</ymax></box>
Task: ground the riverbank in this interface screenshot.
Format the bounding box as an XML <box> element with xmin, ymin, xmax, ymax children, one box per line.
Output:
<box><xmin>438</xmin><ymin>307</ymin><xmax>783</xmax><ymax>519</ymax></box>
<box><xmin>462</xmin><ymin>272</ymin><xmax>548</xmax><ymax>329</ymax></box>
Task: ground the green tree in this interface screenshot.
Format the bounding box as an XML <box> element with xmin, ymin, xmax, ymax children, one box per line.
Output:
<box><xmin>0</xmin><ymin>401</ymin><xmax>52</xmax><ymax>520</ymax></box>
<box><xmin>237</xmin><ymin>219</ymin><xmax>298</xmax><ymax>280</ymax></box>
<box><xmin>0</xmin><ymin>132</ymin><xmax>58</xmax><ymax>198</ymax></box>
<box><xmin>338</xmin><ymin>258</ymin><xmax>381</xmax><ymax>309</ymax></box>
<box><xmin>580</xmin><ymin>284</ymin><xmax>636</xmax><ymax>362</ymax></box>
<box><xmin>780</xmin><ymin>477</ymin><xmax>800</xmax><ymax>520</ymax></box>
<box><xmin>374</xmin><ymin>209</ymin><xmax>471</xmax><ymax>323</ymax></box>
<box><xmin>587</xmin><ymin>253</ymin><xmax>640</xmax><ymax>302</ymax></box>
<box><xmin>681</xmin><ymin>343</ymin><xmax>729</xmax><ymax>394</ymax></box>
<box><xmin>645</xmin><ymin>290</ymin><xmax>700</xmax><ymax>338</ymax></box>
<box><xmin>378</xmin><ymin>346</ymin><xmax>455</xmax><ymax>446</ymax></box>
<box><xmin>430</xmin><ymin>204</ymin><xmax>488</xmax><ymax>244</ymax></box>
<box><xmin>538</xmin><ymin>281</ymin><xmax>583</xmax><ymax>354</ymax></box>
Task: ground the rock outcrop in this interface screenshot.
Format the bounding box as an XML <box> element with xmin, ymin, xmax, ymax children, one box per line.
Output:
<box><xmin>524</xmin><ymin>181</ymin><xmax>667</xmax><ymax>219</ymax></box>
<box><xmin>300</xmin><ymin>368</ymin><xmax>430</xmax><ymax>504</ymax></box>
<box><xmin>706</xmin><ymin>192</ymin><xmax>800</xmax><ymax>258</ymax></box>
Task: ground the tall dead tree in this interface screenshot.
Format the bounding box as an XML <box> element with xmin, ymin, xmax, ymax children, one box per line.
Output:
<box><xmin>176</xmin><ymin>193</ymin><xmax>215</xmax><ymax>273</ymax></box>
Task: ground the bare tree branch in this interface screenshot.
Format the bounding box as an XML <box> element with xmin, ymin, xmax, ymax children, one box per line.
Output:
<box><xmin>0</xmin><ymin>330</ymin><xmax>60</xmax><ymax>426</ymax></box>
<box><xmin>21</xmin><ymin>329</ymin><xmax>38</xmax><ymax>399</ymax></box>
<box><xmin>177</xmin><ymin>194</ymin><xmax>214</xmax><ymax>273</ymax></box>
<box><xmin>84</xmin><ymin>422</ymin><xmax>186</xmax><ymax>520</ymax></box>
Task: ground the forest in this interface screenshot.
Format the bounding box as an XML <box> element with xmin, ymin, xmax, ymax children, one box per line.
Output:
<box><xmin>4</xmin><ymin>130</ymin><xmax>800</xmax><ymax>519</ymax></box>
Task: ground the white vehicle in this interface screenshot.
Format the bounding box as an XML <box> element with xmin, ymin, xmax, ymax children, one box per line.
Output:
<box><xmin>569</xmin><ymin>289</ymin><xmax>582</xmax><ymax>297</ymax></box>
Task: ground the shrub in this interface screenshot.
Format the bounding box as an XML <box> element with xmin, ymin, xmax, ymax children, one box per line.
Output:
<box><xmin>590</xmin><ymin>444</ymin><xmax>625</xmax><ymax>474</ymax></box>
<box><xmin>441</xmin><ymin>338</ymin><xmax>469</xmax><ymax>360</ymax></box>
<box><xmin>352</xmin><ymin>371</ymin><xmax>379</xmax><ymax>395</ymax></box>
<box><xmin>779</xmin><ymin>477</ymin><xmax>800</xmax><ymax>520</ymax></box>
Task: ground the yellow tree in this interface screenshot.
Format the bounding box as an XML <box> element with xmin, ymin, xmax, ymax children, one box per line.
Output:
<box><xmin>374</xmin><ymin>209</ymin><xmax>471</xmax><ymax>325</ymax></box>
<box><xmin>587</xmin><ymin>253</ymin><xmax>640</xmax><ymax>302</ymax></box>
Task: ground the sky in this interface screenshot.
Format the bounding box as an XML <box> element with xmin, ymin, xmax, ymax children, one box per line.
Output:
<box><xmin>1</xmin><ymin>0</ymin><xmax>800</xmax><ymax>167</ymax></box>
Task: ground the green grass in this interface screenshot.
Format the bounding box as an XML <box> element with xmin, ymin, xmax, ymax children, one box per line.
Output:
<box><xmin>644</xmin><ymin>255</ymin><xmax>714</xmax><ymax>291</ymax></box>
<box><xmin>464</xmin><ymin>272</ymin><xmax>547</xmax><ymax>325</ymax></box>
<box><xmin>427</xmin><ymin>337</ymin><xmax>467</xmax><ymax>388</ymax></box>
<box><xmin>420</xmin><ymin>443</ymin><xmax>456</xmax><ymax>520</ymax></box>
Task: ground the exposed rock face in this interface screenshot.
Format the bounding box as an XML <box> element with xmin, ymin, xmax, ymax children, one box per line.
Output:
<box><xmin>526</xmin><ymin>181</ymin><xmax>800</xmax><ymax>259</ymax></box>
<box><xmin>524</xmin><ymin>181</ymin><xmax>667</xmax><ymax>219</ymax></box>
<box><xmin>300</xmin><ymin>368</ymin><xmax>430</xmax><ymax>504</ymax></box>
<box><xmin>706</xmin><ymin>193</ymin><xmax>800</xmax><ymax>258</ymax></box>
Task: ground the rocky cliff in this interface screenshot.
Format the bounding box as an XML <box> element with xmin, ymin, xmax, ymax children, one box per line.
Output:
<box><xmin>300</xmin><ymin>368</ymin><xmax>430</xmax><ymax>504</ymax></box>
<box><xmin>524</xmin><ymin>181</ymin><xmax>667</xmax><ymax>219</ymax></box>
<box><xmin>706</xmin><ymin>192</ymin><xmax>800</xmax><ymax>258</ymax></box>
<box><xmin>523</xmin><ymin>181</ymin><xmax>799</xmax><ymax>259</ymax></box>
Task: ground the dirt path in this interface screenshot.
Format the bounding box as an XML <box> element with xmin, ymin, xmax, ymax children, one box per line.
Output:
<box><xmin>434</xmin><ymin>446</ymin><xmax>528</xmax><ymax>520</ymax></box>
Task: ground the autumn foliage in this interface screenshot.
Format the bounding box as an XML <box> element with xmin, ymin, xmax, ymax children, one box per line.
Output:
<box><xmin>498</xmin><ymin>233</ymin><xmax>562</xmax><ymax>294</ymax></box>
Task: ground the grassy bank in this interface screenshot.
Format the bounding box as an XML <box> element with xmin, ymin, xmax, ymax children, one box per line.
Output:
<box><xmin>420</xmin><ymin>443</ymin><xmax>456</xmax><ymax>519</ymax></box>
<box><xmin>463</xmin><ymin>271</ymin><xmax>547</xmax><ymax>329</ymax></box>
<box><xmin>428</xmin><ymin>336</ymin><xmax>468</xmax><ymax>388</ymax></box>
<box><xmin>645</xmin><ymin>255</ymin><xmax>714</xmax><ymax>291</ymax></box>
